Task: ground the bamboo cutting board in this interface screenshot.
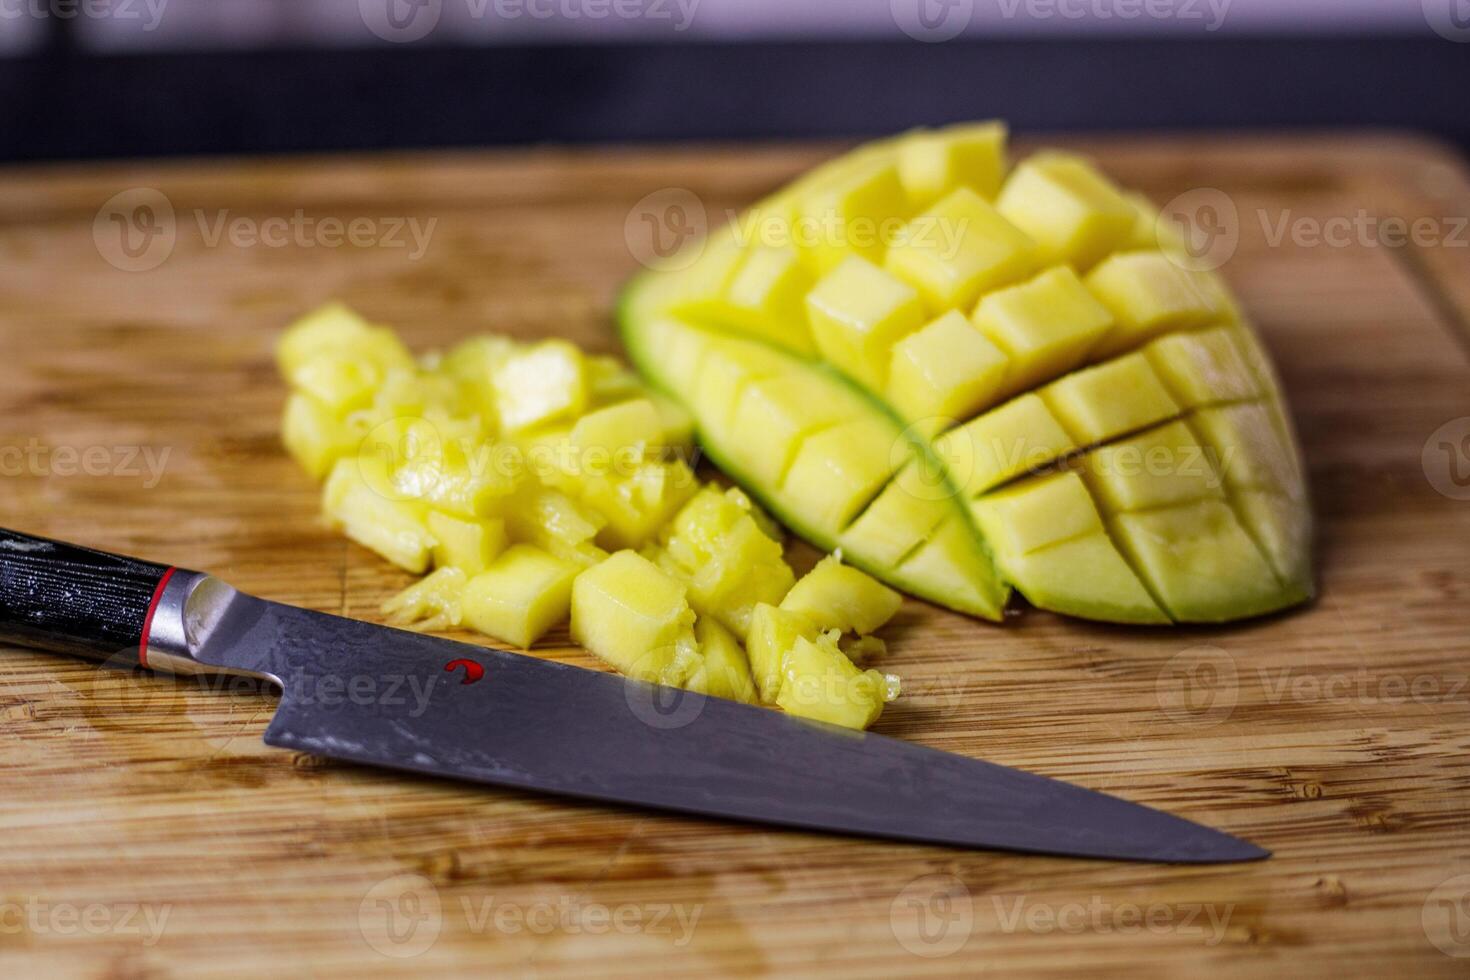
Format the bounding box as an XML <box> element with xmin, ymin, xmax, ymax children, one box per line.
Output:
<box><xmin>0</xmin><ymin>132</ymin><xmax>1468</xmax><ymax>978</ymax></box>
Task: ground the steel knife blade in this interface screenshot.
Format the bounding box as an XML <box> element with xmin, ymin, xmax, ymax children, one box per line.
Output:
<box><xmin>0</xmin><ymin>528</ymin><xmax>1267</xmax><ymax>863</ymax></box>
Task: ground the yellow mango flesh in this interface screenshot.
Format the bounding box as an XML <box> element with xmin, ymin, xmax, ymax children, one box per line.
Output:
<box><xmin>618</xmin><ymin>123</ymin><xmax>1312</xmax><ymax>624</ymax></box>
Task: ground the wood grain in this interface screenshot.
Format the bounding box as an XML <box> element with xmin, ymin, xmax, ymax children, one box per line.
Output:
<box><xmin>1</xmin><ymin>132</ymin><xmax>1468</xmax><ymax>978</ymax></box>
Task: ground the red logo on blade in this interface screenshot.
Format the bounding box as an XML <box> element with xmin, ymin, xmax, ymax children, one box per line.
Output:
<box><xmin>444</xmin><ymin>659</ymin><xmax>485</xmax><ymax>685</ymax></box>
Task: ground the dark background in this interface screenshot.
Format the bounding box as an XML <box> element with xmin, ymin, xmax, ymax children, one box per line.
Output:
<box><xmin>3</xmin><ymin>21</ymin><xmax>1468</xmax><ymax>162</ymax></box>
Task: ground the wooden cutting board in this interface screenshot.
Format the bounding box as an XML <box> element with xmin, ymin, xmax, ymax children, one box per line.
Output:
<box><xmin>1</xmin><ymin>132</ymin><xmax>1468</xmax><ymax>978</ymax></box>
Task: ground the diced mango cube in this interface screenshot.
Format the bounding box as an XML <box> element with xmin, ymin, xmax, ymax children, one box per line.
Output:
<box><xmin>426</xmin><ymin>511</ymin><xmax>507</xmax><ymax>577</ymax></box>
<box><xmin>664</xmin><ymin>227</ymin><xmax>748</xmax><ymax>320</ymax></box>
<box><xmin>805</xmin><ymin>256</ymin><xmax>927</xmax><ymax>389</ymax></box>
<box><xmin>1111</xmin><ymin>500</ymin><xmax>1283</xmax><ymax>622</ymax></box>
<box><xmin>775</xmin><ymin>634</ymin><xmax>895</xmax><ymax>731</ymax></box>
<box><xmin>689</xmin><ymin>340</ymin><xmax>789</xmax><ymax>435</ymax></box>
<box><xmin>282</xmin><ymin>391</ymin><xmax>362</xmax><ymax>479</ymax></box>
<box><xmin>996</xmin><ymin>153</ymin><xmax>1136</xmax><ymax>270</ymax></box>
<box><xmin>323</xmin><ymin>457</ymin><xmax>434</xmax><ymax>574</ymax></box>
<box><xmin>1078</xmin><ymin>420</ymin><xmax>1224</xmax><ymax>513</ymax></box>
<box><xmin>894</xmin><ymin>518</ymin><xmax>1012</xmax><ymax>619</ymax></box>
<box><xmin>886</xmin><ymin>311</ymin><xmax>1010</xmax><ymax>425</ymax></box>
<box><xmin>728</xmin><ymin>375</ymin><xmax>851</xmax><ymax>486</ymax></box>
<box><xmin>381</xmin><ymin>566</ymin><xmax>467</xmax><ymax>633</ymax></box>
<box><xmin>570</xmin><ymin>398</ymin><xmax>665</xmax><ymax>471</ymax></box>
<box><xmin>971</xmin><ymin>266</ymin><xmax>1114</xmax><ymax>395</ymax></box>
<box><xmin>1040</xmin><ymin>351</ymin><xmax>1181</xmax><ymax>446</ymax></box>
<box><xmin>898</xmin><ymin>121</ymin><xmax>1008</xmax><ymax>207</ymax></box>
<box><xmin>779</xmin><ymin>554</ymin><xmax>903</xmax><ymax>636</ymax></box>
<box><xmin>1145</xmin><ymin>326</ymin><xmax>1261</xmax><ymax>408</ymax></box>
<box><xmin>463</xmin><ymin>544</ymin><xmax>581</xmax><ymax>648</ymax></box>
<box><xmin>570</xmin><ymin>550</ymin><xmax>700</xmax><ymax>685</ymax></box>
<box><xmin>971</xmin><ymin>470</ymin><xmax>1102</xmax><ymax>557</ymax></box>
<box><xmin>797</xmin><ymin>160</ymin><xmax>910</xmax><ymax>273</ymax></box>
<box><xmin>884</xmin><ymin>187</ymin><xmax>1037</xmax><ymax>313</ymax></box>
<box><xmin>933</xmin><ymin>394</ymin><xmax>1076</xmax><ymax>496</ymax></box>
<box><xmin>782</xmin><ymin>416</ymin><xmax>902</xmax><ymax>530</ymax></box>
<box><xmin>581</xmin><ymin>459</ymin><xmax>701</xmax><ymax>551</ymax></box>
<box><xmin>1085</xmin><ymin>251</ymin><xmax>1228</xmax><ymax>357</ymax></box>
<box><xmin>686</xmin><ymin>617</ymin><xmax>759</xmax><ymax>704</ymax></box>
<box><xmin>289</xmin><ymin>355</ymin><xmax>387</xmax><ymax>416</ymax></box>
<box><xmin>277</xmin><ymin>302</ymin><xmax>373</xmax><ymax>376</ymax></box>
<box><xmin>660</xmin><ymin>487</ymin><xmax>795</xmax><ymax>635</ymax></box>
<box><xmin>492</xmin><ymin>340</ymin><xmax>588</xmax><ymax>434</ymax></box>
<box><xmin>720</xmin><ymin>245</ymin><xmax>817</xmax><ymax>353</ymax></box>
<box><xmin>745</xmin><ymin>602</ymin><xmax>818</xmax><ymax>704</ymax></box>
<box><xmin>505</xmin><ymin>486</ymin><xmax>605</xmax><ymax>551</ymax></box>
<box><xmin>1000</xmin><ymin>534</ymin><xmax>1169</xmax><ymax>625</ymax></box>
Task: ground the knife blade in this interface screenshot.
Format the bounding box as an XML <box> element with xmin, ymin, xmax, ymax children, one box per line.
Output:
<box><xmin>0</xmin><ymin>527</ymin><xmax>1266</xmax><ymax>863</ymax></box>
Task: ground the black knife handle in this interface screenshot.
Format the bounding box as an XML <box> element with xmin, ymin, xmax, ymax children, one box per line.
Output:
<box><xmin>0</xmin><ymin>527</ymin><xmax>176</xmax><ymax>663</ymax></box>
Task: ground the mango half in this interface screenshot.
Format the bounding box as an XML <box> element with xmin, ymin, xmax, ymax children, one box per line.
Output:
<box><xmin>618</xmin><ymin>123</ymin><xmax>1313</xmax><ymax>624</ymax></box>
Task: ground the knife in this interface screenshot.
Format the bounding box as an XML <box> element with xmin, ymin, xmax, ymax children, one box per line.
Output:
<box><xmin>0</xmin><ymin>527</ymin><xmax>1266</xmax><ymax>863</ymax></box>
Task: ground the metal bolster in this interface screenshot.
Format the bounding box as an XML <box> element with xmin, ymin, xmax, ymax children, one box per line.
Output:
<box><xmin>143</xmin><ymin>571</ymin><xmax>240</xmax><ymax>677</ymax></box>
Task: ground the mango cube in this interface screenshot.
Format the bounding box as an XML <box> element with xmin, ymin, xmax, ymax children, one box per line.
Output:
<box><xmin>971</xmin><ymin>470</ymin><xmax>1102</xmax><ymax>557</ymax></box>
<box><xmin>1001</xmin><ymin>534</ymin><xmax>1169</xmax><ymax>625</ymax></box>
<box><xmin>686</xmin><ymin>617</ymin><xmax>759</xmax><ymax>704</ymax></box>
<box><xmin>323</xmin><ymin>457</ymin><xmax>434</xmax><ymax>574</ymax></box>
<box><xmin>581</xmin><ymin>459</ymin><xmax>701</xmax><ymax>551</ymax></box>
<box><xmin>571</xmin><ymin>550</ymin><xmax>700</xmax><ymax>685</ymax></box>
<box><xmin>797</xmin><ymin>160</ymin><xmax>910</xmax><ymax>273</ymax></box>
<box><xmin>661</xmin><ymin>487</ymin><xmax>795</xmax><ymax>635</ymax></box>
<box><xmin>971</xmin><ymin>266</ymin><xmax>1114</xmax><ymax>395</ymax></box>
<box><xmin>570</xmin><ymin>398</ymin><xmax>665</xmax><ymax>470</ymax></box>
<box><xmin>1040</xmin><ymin>351</ymin><xmax>1181</xmax><ymax>446</ymax></box>
<box><xmin>779</xmin><ymin>554</ymin><xmax>903</xmax><ymax>636</ymax></box>
<box><xmin>493</xmin><ymin>340</ymin><xmax>588</xmax><ymax>433</ymax></box>
<box><xmin>728</xmin><ymin>375</ymin><xmax>851</xmax><ymax>487</ymax></box>
<box><xmin>462</xmin><ymin>544</ymin><xmax>579</xmax><ymax>648</ymax></box>
<box><xmin>805</xmin><ymin>256</ymin><xmax>927</xmax><ymax>389</ymax></box>
<box><xmin>782</xmin><ymin>416</ymin><xmax>902</xmax><ymax>530</ymax></box>
<box><xmin>1189</xmin><ymin>404</ymin><xmax>1299</xmax><ymax>496</ymax></box>
<box><xmin>426</xmin><ymin>511</ymin><xmax>507</xmax><ymax>577</ymax></box>
<box><xmin>282</xmin><ymin>392</ymin><xmax>361</xmax><ymax>479</ymax></box>
<box><xmin>886</xmin><ymin>311</ymin><xmax>1010</xmax><ymax>425</ymax></box>
<box><xmin>775</xmin><ymin>634</ymin><xmax>894</xmax><ymax>731</ymax></box>
<box><xmin>277</xmin><ymin>303</ymin><xmax>412</xmax><ymax>380</ymax></box>
<box><xmin>1235</xmin><ymin>490</ymin><xmax>1314</xmax><ymax>594</ymax></box>
<box><xmin>1111</xmin><ymin>499</ymin><xmax>1283</xmax><ymax>622</ymax></box>
<box><xmin>665</xmin><ymin>228</ymin><xmax>747</xmax><ymax>320</ymax></box>
<box><xmin>1145</xmin><ymin>326</ymin><xmax>1261</xmax><ymax>408</ymax></box>
<box><xmin>689</xmin><ymin>340</ymin><xmax>789</xmax><ymax>435</ymax></box>
<box><xmin>1079</xmin><ymin>420</ymin><xmax>1224</xmax><ymax>513</ymax></box>
<box><xmin>884</xmin><ymin>187</ymin><xmax>1037</xmax><ymax>313</ymax></box>
<box><xmin>840</xmin><ymin>463</ymin><xmax>952</xmax><ymax>567</ymax></box>
<box><xmin>1085</xmin><ymin>251</ymin><xmax>1229</xmax><ymax>357</ymax></box>
<box><xmin>720</xmin><ymin>245</ymin><xmax>817</xmax><ymax>353</ymax></box>
<box><xmin>898</xmin><ymin>121</ymin><xmax>1008</xmax><ymax>207</ymax></box>
<box><xmin>745</xmin><ymin>602</ymin><xmax>819</xmax><ymax>703</ymax></box>
<box><xmin>381</xmin><ymin>566</ymin><xmax>467</xmax><ymax>633</ymax></box>
<box><xmin>933</xmin><ymin>394</ymin><xmax>1076</xmax><ymax>496</ymax></box>
<box><xmin>995</xmin><ymin>153</ymin><xmax>1136</xmax><ymax>270</ymax></box>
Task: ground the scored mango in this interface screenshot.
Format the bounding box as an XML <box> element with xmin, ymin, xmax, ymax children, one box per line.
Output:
<box><xmin>619</xmin><ymin>121</ymin><xmax>1313</xmax><ymax>624</ymax></box>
